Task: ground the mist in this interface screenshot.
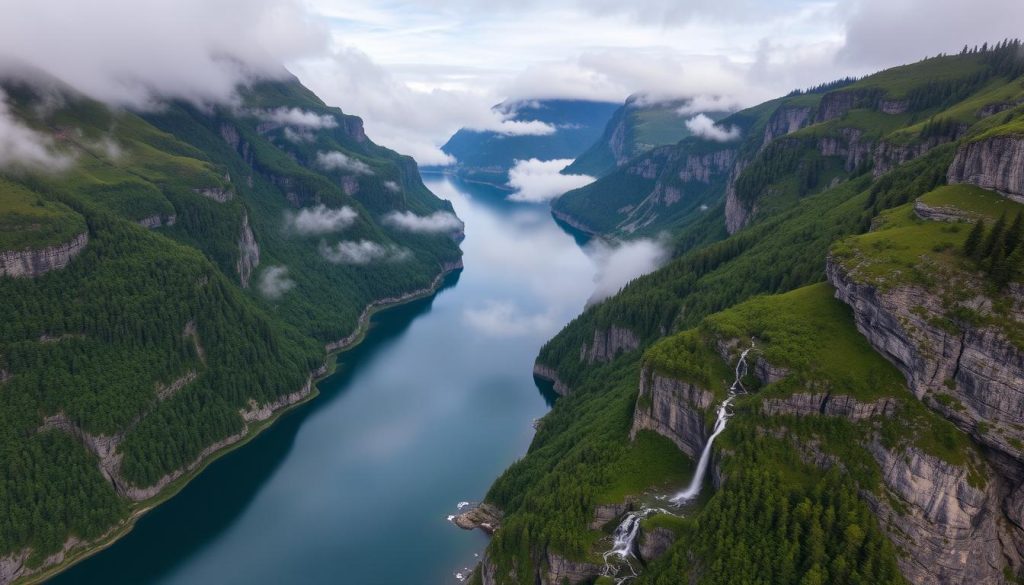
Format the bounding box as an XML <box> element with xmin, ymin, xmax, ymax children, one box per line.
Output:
<box><xmin>258</xmin><ymin>265</ymin><xmax>295</xmax><ymax>299</ymax></box>
<box><xmin>0</xmin><ymin>90</ymin><xmax>73</xmax><ymax>170</ymax></box>
<box><xmin>586</xmin><ymin>238</ymin><xmax>670</xmax><ymax>303</ymax></box>
<box><xmin>285</xmin><ymin>205</ymin><xmax>358</xmax><ymax>235</ymax></box>
<box><xmin>507</xmin><ymin>159</ymin><xmax>595</xmax><ymax>203</ymax></box>
<box><xmin>317</xmin><ymin>151</ymin><xmax>373</xmax><ymax>175</ymax></box>
<box><xmin>319</xmin><ymin>240</ymin><xmax>411</xmax><ymax>264</ymax></box>
<box><xmin>383</xmin><ymin>211</ymin><xmax>463</xmax><ymax>234</ymax></box>
<box><xmin>685</xmin><ymin>113</ymin><xmax>741</xmax><ymax>142</ymax></box>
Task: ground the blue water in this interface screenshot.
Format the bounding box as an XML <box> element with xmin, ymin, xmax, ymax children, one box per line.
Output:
<box><xmin>52</xmin><ymin>176</ymin><xmax>597</xmax><ymax>585</ymax></box>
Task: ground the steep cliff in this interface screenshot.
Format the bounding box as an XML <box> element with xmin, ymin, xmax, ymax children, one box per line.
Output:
<box><xmin>0</xmin><ymin>232</ymin><xmax>88</xmax><ymax>278</ymax></box>
<box><xmin>235</xmin><ymin>213</ymin><xmax>260</xmax><ymax>288</ymax></box>
<box><xmin>947</xmin><ymin>135</ymin><xmax>1024</xmax><ymax>201</ymax></box>
<box><xmin>630</xmin><ymin>366</ymin><xmax>714</xmax><ymax>458</ymax></box>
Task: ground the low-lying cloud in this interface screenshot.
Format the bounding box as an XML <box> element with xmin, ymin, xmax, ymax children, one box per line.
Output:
<box><xmin>285</xmin><ymin>204</ymin><xmax>357</xmax><ymax>235</ymax></box>
<box><xmin>462</xmin><ymin>300</ymin><xmax>556</xmax><ymax>337</ymax></box>
<box><xmin>0</xmin><ymin>91</ymin><xmax>72</xmax><ymax>170</ymax></box>
<box><xmin>684</xmin><ymin>113</ymin><xmax>741</xmax><ymax>142</ymax></box>
<box><xmin>383</xmin><ymin>180</ymin><xmax>401</xmax><ymax>193</ymax></box>
<box><xmin>319</xmin><ymin>240</ymin><xmax>411</xmax><ymax>264</ymax></box>
<box><xmin>507</xmin><ymin>159</ymin><xmax>595</xmax><ymax>203</ymax></box>
<box><xmin>383</xmin><ymin>211</ymin><xmax>463</xmax><ymax>234</ymax></box>
<box><xmin>586</xmin><ymin>238</ymin><xmax>670</xmax><ymax>303</ymax></box>
<box><xmin>316</xmin><ymin>150</ymin><xmax>373</xmax><ymax>174</ymax></box>
<box><xmin>258</xmin><ymin>265</ymin><xmax>295</xmax><ymax>299</ymax></box>
<box><xmin>258</xmin><ymin>107</ymin><xmax>337</xmax><ymax>129</ymax></box>
<box><xmin>676</xmin><ymin>95</ymin><xmax>743</xmax><ymax>116</ymax></box>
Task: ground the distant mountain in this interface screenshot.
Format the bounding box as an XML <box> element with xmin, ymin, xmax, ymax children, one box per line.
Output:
<box><xmin>563</xmin><ymin>96</ymin><xmax>732</xmax><ymax>178</ymax></box>
<box><xmin>435</xmin><ymin>99</ymin><xmax>618</xmax><ymax>185</ymax></box>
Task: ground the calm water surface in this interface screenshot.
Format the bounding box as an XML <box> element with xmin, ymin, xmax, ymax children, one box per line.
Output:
<box><xmin>53</xmin><ymin>177</ymin><xmax>597</xmax><ymax>585</ymax></box>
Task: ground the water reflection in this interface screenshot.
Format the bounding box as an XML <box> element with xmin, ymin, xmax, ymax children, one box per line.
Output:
<box><xmin>55</xmin><ymin>176</ymin><xmax>595</xmax><ymax>585</ymax></box>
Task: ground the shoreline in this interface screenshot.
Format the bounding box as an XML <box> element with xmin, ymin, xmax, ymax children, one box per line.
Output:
<box><xmin>14</xmin><ymin>260</ymin><xmax>464</xmax><ymax>585</ymax></box>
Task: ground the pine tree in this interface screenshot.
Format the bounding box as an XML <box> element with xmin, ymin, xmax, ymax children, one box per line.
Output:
<box><xmin>1003</xmin><ymin>212</ymin><xmax>1023</xmax><ymax>256</ymax></box>
<box><xmin>963</xmin><ymin>219</ymin><xmax>985</xmax><ymax>258</ymax></box>
<box><xmin>981</xmin><ymin>213</ymin><xmax>1007</xmax><ymax>260</ymax></box>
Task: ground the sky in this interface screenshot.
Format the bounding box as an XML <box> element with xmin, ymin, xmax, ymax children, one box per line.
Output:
<box><xmin>0</xmin><ymin>0</ymin><xmax>1022</xmax><ymax>164</ymax></box>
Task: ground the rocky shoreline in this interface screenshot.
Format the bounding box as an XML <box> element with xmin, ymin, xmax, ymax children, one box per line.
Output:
<box><xmin>4</xmin><ymin>259</ymin><xmax>464</xmax><ymax>585</ymax></box>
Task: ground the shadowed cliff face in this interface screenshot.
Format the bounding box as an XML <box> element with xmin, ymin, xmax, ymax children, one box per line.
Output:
<box><xmin>0</xmin><ymin>232</ymin><xmax>88</xmax><ymax>278</ymax></box>
<box><xmin>948</xmin><ymin>136</ymin><xmax>1024</xmax><ymax>202</ymax></box>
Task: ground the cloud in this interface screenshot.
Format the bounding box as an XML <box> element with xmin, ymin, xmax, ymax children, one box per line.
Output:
<box><xmin>462</xmin><ymin>300</ymin><xmax>556</xmax><ymax>337</ymax></box>
<box><xmin>258</xmin><ymin>265</ymin><xmax>295</xmax><ymax>299</ymax></box>
<box><xmin>285</xmin><ymin>204</ymin><xmax>357</xmax><ymax>235</ymax></box>
<box><xmin>383</xmin><ymin>211</ymin><xmax>463</xmax><ymax>234</ymax></box>
<box><xmin>318</xmin><ymin>240</ymin><xmax>411</xmax><ymax>264</ymax></box>
<box><xmin>0</xmin><ymin>91</ymin><xmax>73</xmax><ymax>170</ymax></box>
<box><xmin>586</xmin><ymin>238</ymin><xmax>669</xmax><ymax>303</ymax></box>
<box><xmin>675</xmin><ymin>95</ymin><xmax>743</xmax><ymax>116</ymax></box>
<box><xmin>257</xmin><ymin>107</ymin><xmax>337</xmax><ymax>129</ymax></box>
<box><xmin>316</xmin><ymin>151</ymin><xmax>374</xmax><ymax>174</ymax></box>
<box><xmin>506</xmin><ymin>159</ymin><xmax>595</xmax><ymax>203</ymax></box>
<box><xmin>684</xmin><ymin>113</ymin><xmax>741</xmax><ymax>142</ymax></box>
<box><xmin>0</xmin><ymin>0</ymin><xmax>328</xmax><ymax>107</ymax></box>
<box><xmin>383</xmin><ymin>180</ymin><xmax>401</xmax><ymax>192</ymax></box>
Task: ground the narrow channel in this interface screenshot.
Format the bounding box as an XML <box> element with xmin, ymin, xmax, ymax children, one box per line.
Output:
<box><xmin>52</xmin><ymin>177</ymin><xmax>598</xmax><ymax>585</ymax></box>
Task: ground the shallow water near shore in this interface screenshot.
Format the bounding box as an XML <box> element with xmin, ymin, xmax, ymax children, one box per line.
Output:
<box><xmin>51</xmin><ymin>176</ymin><xmax>598</xmax><ymax>585</ymax></box>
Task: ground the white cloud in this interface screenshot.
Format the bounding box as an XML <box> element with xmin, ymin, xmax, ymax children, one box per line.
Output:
<box><xmin>0</xmin><ymin>0</ymin><xmax>328</xmax><ymax>107</ymax></box>
<box><xmin>383</xmin><ymin>211</ymin><xmax>463</xmax><ymax>234</ymax></box>
<box><xmin>383</xmin><ymin>180</ymin><xmax>401</xmax><ymax>192</ymax></box>
<box><xmin>319</xmin><ymin>240</ymin><xmax>411</xmax><ymax>264</ymax></box>
<box><xmin>684</xmin><ymin>113</ymin><xmax>741</xmax><ymax>142</ymax></box>
<box><xmin>316</xmin><ymin>151</ymin><xmax>373</xmax><ymax>174</ymax></box>
<box><xmin>462</xmin><ymin>300</ymin><xmax>557</xmax><ymax>337</ymax></box>
<box><xmin>586</xmin><ymin>238</ymin><xmax>669</xmax><ymax>303</ymax></box>
<box><xmin>258</xmin><ymin>265</ymin><xmax>295</xmax><ymax>299</ymax></box>
<box><xmin>258</xmin><ymin>107</ymin><xmax>337</xmax><ymax>129</ymax></box>
<box><xmin>506</xmin><ymin>159</ymin><xmax>595</xmax><ymax>203</ymax></box>
<box><xmin>0</xmin><ymin>91</ymin><xmax>72</xmax><ymax>170</ymax></box>
<box><xmin>285</xmin><ymin>204</ymin><xmax>357</xmax><ymax>235</ymax></box>
<box><xmin>676</xmin><ymin>95</ymin><xmax>743</xmax><ymax>116</ymax></box>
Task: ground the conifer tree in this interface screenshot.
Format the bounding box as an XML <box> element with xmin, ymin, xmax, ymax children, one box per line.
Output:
<box><xmin>981</xmin><ymin>213</ymin><xmax>1007</xmax><ymax>260</ymax></box>
<box><xmin>963</xmin><ymin>219</ymin><xmax>985</xmax><ymax>258</ymax></box>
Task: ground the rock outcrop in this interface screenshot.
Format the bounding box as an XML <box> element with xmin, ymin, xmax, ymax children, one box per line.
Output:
<box><xmin>137</xmin><ymin>213</ymin><xmax>176</xmax><ymax>229</ymax></box>
<box><xmin>590</xmin><ymin>502</ymin><xmax>631</xmax><ymax>530</ymax></box>
<box><xmin>760</xmin><ymin>393</ymin><xmax>897</xmax><ymax>420</ymax></box>
<box><xmin>947</xmin><ymin>136</ymin><xmax>1024</xmax><ymax>202</ymax></box>
<box><xmin>453</xmin><ymin>503</ymin><xmax>503</xmax><ymax>535</ymax></box>
<box><xmin>913</xmin><ymin>200</ymin><xmax>974</xmax><ymax>223</ymax></box>
<box><xmin>723</xmin><ymin>162</ymin><xmax>751</xmax><ymax>234</ymax></box>
<box><xmin>193</xmin><ymin>187</ymin><xmax>233</xmax><ymax>203</ymax></box>
<box><xmin>580</xmin><ymin>326</ymin><xmax>640</xmax><ymax>364</ymax></box>
<box><xmin>865</xmin><ymin>443</ymin><xmax>1008</xmax><ymax>585</ymax></box>
<box><xmin>541</xmin><ymin>551</ymin><xmax>603</xmax><ymax>585</ymax></box>
<box><xmin>638</xmin><ymin>525</ymin><xmax>676</xmax><ymax>563</ymax></box>
<box><xmin>0</xmin><ymin>232</ymin><xmax>88</xmax><ymax>278</ymax></box>
<box><xmin>533</xmin><ymin>363</ymin><xmax>570</xmax><ymax>396</ymax></box>
<box><xmin>236</xmin><ymin>213</ymin><xmax>260</xmax><ymax>288</ymax></box>
<box><xmin>630</xmin><ymin>367</ymin><xmax>715</xmax><ymax>458</ymax></box>
<box><xmin>762</xmin><ymin>106</ymin><xmax>813</xmax><ymax>147</ymax></box>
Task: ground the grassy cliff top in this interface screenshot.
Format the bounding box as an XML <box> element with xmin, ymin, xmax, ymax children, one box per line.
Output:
<box><xmin>0</xmin><ymin>178</ymin><xmax>87</xmax><ymax>250</ymax></box>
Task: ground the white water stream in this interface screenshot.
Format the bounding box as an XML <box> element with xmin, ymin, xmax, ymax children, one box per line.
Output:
<box><xmin>601</xmin><ymin>343</ymin><xmax>756</xmax><ymax>583</ymax></box>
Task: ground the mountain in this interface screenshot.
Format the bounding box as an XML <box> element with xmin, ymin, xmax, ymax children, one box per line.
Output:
<box><xmin>563</xmin><ymin>96</ymin><xmax>732</xmax><ymax>178</ymax></box>
<box><xmin>0</xmin><ymin>69</ymin><xmax>461</xmax><ymax>582</ymax></box>
<box><xmin>436</xmin><ymin>99</ymin><xmax>618</xmax><ymax>185</ymax></box>
<box><xmin>457</xmin><ymin>41</ymin><xmax>1024</xmax><ymax>585</ymax></box>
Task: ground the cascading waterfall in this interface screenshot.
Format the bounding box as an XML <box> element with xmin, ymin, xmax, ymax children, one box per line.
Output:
<box><xmin>602</xmin><ymin>507</ymin><xmax>670</xmax><ymax>584</ymax></box>
<box><xmin>669</xmin><ymin>342</ymin><xmax>754</xmax><ymax>506</ymax></box>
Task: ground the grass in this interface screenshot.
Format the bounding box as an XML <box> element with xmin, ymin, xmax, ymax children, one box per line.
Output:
<box><xmin>847</xmin><ymin>53</ymin><xmax>986</xmax><ymax>98</ymax></box>
<box><xmin>0</xmin><ymin>178</ymin><xmax>87</xmax><ymax>250</ymax></box>
<box><xmin>919</xmin><ymin>184</ymin><xmax>1024</xmax><ymax>220</ymax></box>
<box><xmin>703</xmin><ymin>283</ymin><xmax>908</xmax><ymax>401</ymax></box>
<box><xmin>595</xmin><ymin>430</ymin><xmax>694</xmax><ymax>504</ymax></box>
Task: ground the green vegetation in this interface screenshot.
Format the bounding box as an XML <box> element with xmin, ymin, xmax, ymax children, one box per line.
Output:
<box><xmin>0</xmin><ymin>71</ymin><xmax>461</xmax><ymax>570</ymax></box>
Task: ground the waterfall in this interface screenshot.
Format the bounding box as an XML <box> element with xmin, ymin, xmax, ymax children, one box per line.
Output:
<box><xmin>602</xmin><ymin>507</ymin><xmax>670</xmax><ymax>584</ymax></box>
<box><xmin>669</xmin><ymin>343</ymin><xmax>753</xmax><ymax>506</ymax></box>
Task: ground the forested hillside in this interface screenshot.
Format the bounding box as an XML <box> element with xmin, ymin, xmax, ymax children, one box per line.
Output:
<box><xmin>0</xmin><ymin>69</ymin><xmax>461</xmax><ymax>583</ymax></box>
<box><xmin>463</xmin><ymin>41</ymin><xmax>1024</xmax><ymax>585</ymax></box>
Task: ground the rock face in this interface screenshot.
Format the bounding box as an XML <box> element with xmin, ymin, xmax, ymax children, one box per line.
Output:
<box><xmin>590</xmin><ymin>502</ymin><xmax>631</xmax><ymax>530</ymax></box>
<box><xmin>137</xmin><ymin>213</ymin><xmax>176</xmax><ymax>229</ymax></box>
<box><xmin>817</xmin><ymin>128</ymin><xmax>873</xmax><ymax>172</ymax></box>
<box><xmin>541</xmin><ymin>551</ymin><xmax>603</xmax><ymax>585</ymax></box>
<box><xmin>724</xmin><ymin>162</ymin><xmax>751</xmax><ymax>235</ymax></box>
<box><xmin>638</xmin><ymin>526</ymin><xmax>676</xmax><ymax>563</ymax></box>
<box><xmin>236</xmin><ymin>213</ymin><xmax>260</xmax><ymax>288</ymax></box>
<box><xmin>816</xmin><ymin>89</ymin><xmax>883</xmax><ymax>123</ymax></box>
<box><xmin>865</xmin><ymin>443</ymin><xmax>1006</xmax><ymax>585</ymax></box>
<box><xmin>913</xmin><ymin>201</ymin><xmax>974</xmax><ymax>223</ymax></box>
<box><xmin>0</xmin><ymin>232</ymin><xmax>88</xmax><ymax>278</ymax></box>
<box><xmin>762</xmin><ymin>106</ymin><xmax>813</xmax><ymax>147</ymax></box>
<box><xmin>947</xmin><ymin>136</ymin><xmax>1024</xmax><ymax>202</ymax></box>
<box><xmin>580</xmin><ymin>326</ymin><xmax>640</xmax><ymax>364</ymax></box>
<box><xmin>760</xmin><ymin>393</ymin><xmax>896</xmax><ymax>420</ymax></box>
<box><xmin>630</xmin><ymin>367</ymin><xmax>715</xmax><ymax>458</ymax></box>
<box><xmin>453</xmin><ymin>503</ymin><xmax>503</xmax><ymax>535</ymax></box>
<box><xmin>533</xmin><ymin>363</ymin><xmax>571</xmax><ymax>396</ymax></box>
<box><xmin>193</xmin><ymin>187</ymin><xmax>233</xmax><ymax>203</ymax></box>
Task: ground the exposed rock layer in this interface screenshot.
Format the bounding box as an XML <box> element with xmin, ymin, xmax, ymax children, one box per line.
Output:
<box><xmin>948</xmin><ymin>136</ymin><xmax>1024</xmax><ymax>202</ymax></box>
<box><xmin>0</xmin><ymin>232</ymin><xmax>88</xmax><ymax>278</ymax></box>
